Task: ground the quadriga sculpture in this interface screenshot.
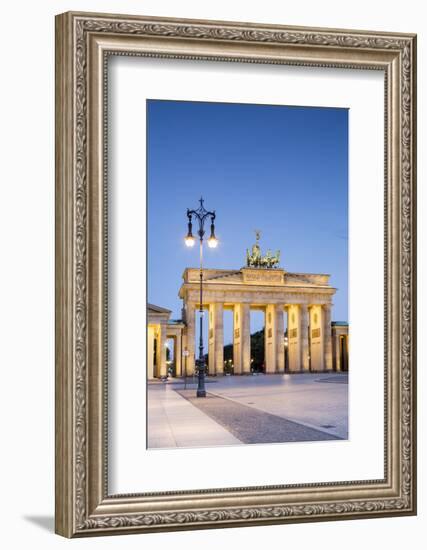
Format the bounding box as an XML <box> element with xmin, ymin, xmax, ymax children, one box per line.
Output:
<box><xmin>246</xmin><ymin>231</ymin><xmax>280</xmax><ymax>269</ymax></box>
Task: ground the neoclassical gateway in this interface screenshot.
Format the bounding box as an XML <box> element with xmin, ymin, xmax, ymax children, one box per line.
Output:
<box><xmin>147</xmin><ymin>238</ymin><xmax>349</xmax><ymax>379</ymax></box>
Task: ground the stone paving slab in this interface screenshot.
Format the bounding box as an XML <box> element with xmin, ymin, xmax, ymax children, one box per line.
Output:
<box><xmin>176</xmin><ymin>390</ymin><xmax>341</xmax><ymax>444</ymax></box>
<box><xmin>148</xmin><ymin>378</ymin><xmax>218</xmax><ymax>386</ymax></box>
<box><xmin>315</xmin><ymin>375</ymin><xmax>348</xmax><ymax>384</ymax></box>
<box><xmin>147</xmin><ymin>384</ymin><xmax>241</xmax><ymax>449</ymax></box>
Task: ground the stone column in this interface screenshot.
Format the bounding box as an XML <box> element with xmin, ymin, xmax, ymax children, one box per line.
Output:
<box><xmin>214</xmin><ymin>303</ymin><xmax>224</xmax><ymax>374</ymax></box>
<box><xmin>147</xmin><ymin>326</ymin><xmax>155</xmax><ymax>379</ymax></box>
<box><xmin>300</xmin><ymin>304</ymin><xmax>310</xmax><ymax>371</ymax></box>
<box><xmin>208</xmin><ymin>303</ymin><xmax>224</xmax><ymax>375</ymax></box>
<box><xmin>208</xmin><ymin>305</ymin><xmax>215</xmax><ymax>374</ymax></box>
<box><xmin>233</xmin><ymin>304</ymin><xmax>242</xmax><ymax>374</ymax></box>
<box><xmin>275</xmin><ymin>306</ymin><xmax>285</xmax><ymax>373</ymax></box>
<box><xmin>265</xmin><ymin>304</ymin><xmax>277</xmax><ymax>373</ymax></box>
<box><xmin>158</xmin><ymin>322</ymin><xmax>167</xmax><ymax>377</ymax></box>
<box><xmin>323</xmin><ymin>303</ymin><xmax>333</xmax><ymax>371</ymax></box>
<box><xmin>309</xmin><ymin>305</ymin><xmax>325</xmax><ymax>371</ymax></box>
<box><xmin>287</xmin><ymin>304</ymin><xmax>301</xmax><ymax>371</ymax></box>
<box><xmin>233</xmin><ymin>303</ymin><xmax>250</xmax><ymax>374</ymax></box>
<box><xmin>333</xmin><ymin>331</ymin><xmax>340</xmax><ymax>371</ymax></box>
<box><xmin>241</xmin><ymin>303</ymin><xmax>251</xmax><ymax>373</ymax></box>
<box><xmin>175</xmin><ymin>333</ymin><xmax>182</xmax><ymax>376</ymax></box>
<box><xmin>184</xmin><ymin>302</ymin><xmax>196</xmax><ymax>375</ymax></box>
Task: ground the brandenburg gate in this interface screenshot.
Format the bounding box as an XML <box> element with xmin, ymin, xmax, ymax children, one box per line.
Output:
<box><xmin>178</xmin><ymin>234</ymin><xmax>337</xmax><ymax>376</ymax></box>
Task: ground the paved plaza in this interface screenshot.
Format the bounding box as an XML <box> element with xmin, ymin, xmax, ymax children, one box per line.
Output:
<box><xmin>147</xmin><ymin>373</ymin><xmax>348</xmax><ymax>449</ymax></box>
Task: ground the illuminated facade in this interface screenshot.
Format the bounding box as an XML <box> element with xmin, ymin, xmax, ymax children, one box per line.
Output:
<box><xmin>148</xmin><ymin>268</ymin><xmax>349</xmax><ymax>379</ymax></box>
<box><xmin>147</xmin><ymin>304</ymin><xmax>184</xmax><ymax>379</ymax></box>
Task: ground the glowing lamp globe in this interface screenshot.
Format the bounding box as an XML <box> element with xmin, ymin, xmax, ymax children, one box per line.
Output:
<box><xmin>185</xmin><ymin>235</ymin><xmax>195</xmax><ymax>247</ymax></box>
<box><xmin>207</xmin><ymin>236</ymin><xmax>218</xmax><ymax>248</ymax></box>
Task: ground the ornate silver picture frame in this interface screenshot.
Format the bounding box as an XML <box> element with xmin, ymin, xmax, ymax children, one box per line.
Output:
<box><xmin>55</xmin><ymin>11</ymin><xmax>417</xmax><ymax>537</ymax></box>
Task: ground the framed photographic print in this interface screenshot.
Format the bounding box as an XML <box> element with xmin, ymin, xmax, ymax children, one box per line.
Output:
<box><xmin>55</xmin><ymin>11</ymin><xmax>417</xmax><ymax>537</ymax></box>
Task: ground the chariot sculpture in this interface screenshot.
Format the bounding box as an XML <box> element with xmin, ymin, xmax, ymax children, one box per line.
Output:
<box><xmin>246</xmin><ymin>230</ymin><xmax>281</xmax><ymax>269</ymax></box>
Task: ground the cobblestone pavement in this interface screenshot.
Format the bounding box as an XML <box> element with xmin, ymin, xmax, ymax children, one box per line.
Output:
<box><xmin>148</xmin><ymin>373</ymin><xmax>348</xmax><ymax>448</ymax></box>
<box><xmin>176</xmin><ymin>390</ymin><xmax>341</xmax><ymax>444</ymax></box>
<box><xmin>204</xmin><ymin>372</ymin><xmax>348</xmax><ymax>438</ymax></box>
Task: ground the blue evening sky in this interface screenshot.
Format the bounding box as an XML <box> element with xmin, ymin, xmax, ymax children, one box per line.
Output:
<box><xmin>147</xmin><ymin>100</ymin><xmax>348</xmax><ymax>341</ymax></box>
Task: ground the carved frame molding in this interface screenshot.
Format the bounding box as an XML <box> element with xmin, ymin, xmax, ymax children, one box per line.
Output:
<box><xmin>55</xmin><ymin>11</ymin><xmax>416</xmax><ymax>537</ymax></box>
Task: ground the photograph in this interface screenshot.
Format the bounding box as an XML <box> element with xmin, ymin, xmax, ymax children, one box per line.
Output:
<box><xmin>147</xmin><ymin>99</ymin><xmax>349</xmax><ymax>449</ymax></box>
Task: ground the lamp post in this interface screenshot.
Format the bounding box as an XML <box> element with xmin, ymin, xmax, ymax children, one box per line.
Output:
<box><xmin>184</xmin><ymin>197</ymin><xmax>218</xmax><ymax>397</ymax></box>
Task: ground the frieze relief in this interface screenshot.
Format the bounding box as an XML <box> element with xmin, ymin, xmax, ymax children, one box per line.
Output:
<box><xmin>184</xmin><ymin>289</ymin><xmax>333</xmax><ymax>307</ymax></box>
<box><xmin>242</xmin><ymin>268</ymin><xmax>285</xmax><ymax>284</ymax></box>
<box><xmin>182</xmin><ymin>267</ymin><xmax>331</xmax><ymax>287</ymax></box>
<box><xmin>285</xmin><ymin>273</ymin><xmax>331</xmax><ymax>285</ymax></box>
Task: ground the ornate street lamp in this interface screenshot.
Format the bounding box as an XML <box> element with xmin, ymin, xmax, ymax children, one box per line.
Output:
<box><xmin>184</xmin><ymin>197</ymin><xmax>218</xmax><ymax>397</ymax></box>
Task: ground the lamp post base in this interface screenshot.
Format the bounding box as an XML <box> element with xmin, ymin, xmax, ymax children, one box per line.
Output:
<box><xmin>196</xmin><ymin>360</ymin><xmax>206</xmax><ymax>398</ymax></box>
